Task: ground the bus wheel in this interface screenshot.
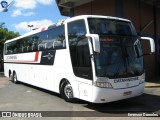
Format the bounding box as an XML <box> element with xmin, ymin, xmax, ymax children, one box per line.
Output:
<box><xmin>9</xmin><ymin>70</ymin><xmax>12</xmax><ymax>80</ymax></box>
<box><xmin>60</xmin><ymin>80</ymin><xmax>74</xmax><ymax>102</ymax></box>
<box><xmin>13</xmin><ymin>72</ymin><xmax>18</xmax><ymax>84</ymax></box>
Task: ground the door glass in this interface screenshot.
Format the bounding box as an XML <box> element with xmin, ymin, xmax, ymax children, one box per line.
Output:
<box><xmin>68</xmin><ymin>20</ymin><xmax>93</xmax><ymax>80</ymax></box>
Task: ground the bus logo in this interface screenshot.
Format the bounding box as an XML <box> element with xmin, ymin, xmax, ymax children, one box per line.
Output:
<box><xmin>42</xmin><ymin>53</ymin><xmax>53</xmax><ymax>60</ymax></box>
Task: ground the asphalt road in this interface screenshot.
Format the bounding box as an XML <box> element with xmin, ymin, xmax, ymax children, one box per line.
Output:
<box><xmin>0</xmin><ymin>76</ymin><xmax>160</xmax><ymax>120</ymax></box>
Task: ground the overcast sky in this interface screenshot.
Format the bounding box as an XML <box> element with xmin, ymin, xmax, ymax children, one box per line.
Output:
<box><xmin>0</xmin><ymin>0</ymin><xmax>66</xmax><ymax>35</ymax></box>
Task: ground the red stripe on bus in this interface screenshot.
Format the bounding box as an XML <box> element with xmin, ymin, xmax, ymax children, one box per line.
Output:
<box><xmin>41</xmin><ymin>27</ymin><xmax>46</xmax><ymax>32</ymax></box>
<box><xmin>34</xmin><ymin>52</ymin><xmax>39</xmax><ymax>62</ymax></box>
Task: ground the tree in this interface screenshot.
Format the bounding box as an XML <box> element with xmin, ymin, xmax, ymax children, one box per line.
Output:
<box><xmin>0</xmin><ymin>22</ymin><xmax>5</xmax><ymax>28</ymax></box>
<box><xmin>0</xmin><ymin>22</ymin><xmax>20</xmax><ymax>71</ymax></box>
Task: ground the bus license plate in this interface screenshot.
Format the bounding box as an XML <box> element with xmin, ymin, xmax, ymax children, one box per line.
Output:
<box><xmin>123</xmin><ymin>91</ymin><xmax>132</xmax><ymax>96</ymax></box>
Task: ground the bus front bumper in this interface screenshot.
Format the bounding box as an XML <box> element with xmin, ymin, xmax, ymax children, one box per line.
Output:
<box><xmin>91</xmin><ymin>83</ymin><xmax>145</xmax><ymax>103</ymax></box>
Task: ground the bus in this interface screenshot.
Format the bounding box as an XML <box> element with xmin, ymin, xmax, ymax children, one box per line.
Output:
<box><xmin>3</xmin><ymin>15</ymin><xmax>155</xmax><ymax>103</ymax></box>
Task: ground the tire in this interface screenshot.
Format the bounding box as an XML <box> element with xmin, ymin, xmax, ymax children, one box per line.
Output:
<box><xmin>9</xmin><ymin>71</ymin><xmax>12</xmax><ymax>80</ymax></box>
<box><xmin>60</xmin><ymin>80</ymin><xmax>74</xmax><ymax>102</ymax></box>
<box><xmin>12</xmin><ymin>72</ymin><xmax>18</xmax><ymax>84</ymax></box>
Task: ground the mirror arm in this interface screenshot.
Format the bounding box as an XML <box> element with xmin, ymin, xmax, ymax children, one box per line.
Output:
<box><xmin>86</xmin><ymin>34</ymin><xmax>100</xmax><ymax>53</ymax></box>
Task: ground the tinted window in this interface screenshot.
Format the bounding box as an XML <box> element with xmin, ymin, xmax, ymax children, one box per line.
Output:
<box><xmin>4</xmin><ymin>25</ymin><xmax>66</xmax><ymax>55</ymax></box>
<box><xmin>38</xmin><ymin>25</ymin><xmax>65</xmax><ymax>51</ymax></box>
<box><xmin>68</xmin><ymin>20</ymin><xmax>86</xmax><ymax>39</ymax></box>
<box><xmin>88</xmin><ymin>18</ymin><xmax>137</xmax><ymax>36</ymax></box>
<box><xmin>68</xmin><ymin>20</ymin><xmax>92</xmax><ymax>80</ymax></box>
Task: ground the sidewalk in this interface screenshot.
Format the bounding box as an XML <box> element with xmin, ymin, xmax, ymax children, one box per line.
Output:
<box><xmin>145</xmin><ymin>77</ymin><xmax>160</xmax><ymax>88</ymax></box>
<box><xmin>145</xmin><ymin>82</ymin><xmax>160</xmax><ymax>88</ymax></box>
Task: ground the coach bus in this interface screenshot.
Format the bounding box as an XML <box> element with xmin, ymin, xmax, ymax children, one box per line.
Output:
<box><xmin>3</xmin><ymin>15</ymin><xmax>155</xmax><ymax>103</ymax></box>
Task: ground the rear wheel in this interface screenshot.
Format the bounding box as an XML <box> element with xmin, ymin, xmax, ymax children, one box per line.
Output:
<box><xmin>60</xmin><ymin>80</ymin><xmax>74</xmax><ymax>102</ymax></box>
<box><xmin>9</xmin><ymin>70</ymin><xmax>12</xmax><ymax>80</ymax></box>
<box><xmin>12</xmin><ymin>72</ymin><xmax>18</xmax><ymax>84</ymax></box>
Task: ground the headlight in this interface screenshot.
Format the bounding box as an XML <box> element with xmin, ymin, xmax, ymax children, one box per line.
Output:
<box><xmin>140</xmin><ymin>74</ymin><xmax>145</xmax><ymax>84</ymax></box>
<box><xmin>94</xmin><ymin>82</ymin><xmax>113</xmax><ymax>88</ymax></box>
<box><xmin>140</xmin><ymin>79</ymin><xmax>145</xmax><ymax>84</ymax></box>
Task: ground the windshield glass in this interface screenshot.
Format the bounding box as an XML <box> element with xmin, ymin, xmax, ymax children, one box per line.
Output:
<box><xmin>88</xmin><ymin>18</ymin><xmax>143</xmax><ymax>78</ymax></box>
<box><xmin>88</xmin><ymin>18</ymin><xmax>137</xmax><ymax>36</ymax></box>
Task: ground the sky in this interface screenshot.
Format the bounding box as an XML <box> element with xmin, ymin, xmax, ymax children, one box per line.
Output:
<box><xmin>0</xmin><ymin>0</ymin><xmax>66</xmax><ymax>35</ymax></box>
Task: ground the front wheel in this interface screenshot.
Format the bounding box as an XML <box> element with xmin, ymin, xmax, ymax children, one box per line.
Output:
<box><xmin>12</xmin><ymin>72</ymin><xmax>18</xmax><ymax>84</ymax></box>
<box><xmin>60</xmin><ymin>80</ymin><xmax>74</xmax><ymax>102</ymax></box>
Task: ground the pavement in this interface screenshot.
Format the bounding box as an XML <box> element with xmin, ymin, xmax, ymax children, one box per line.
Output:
<box><xmin>0</xmin><ymin>72</ymin><xmax>4</xmax><ymax>77</ymax></box>
<box><xmin>0</xmin><ymin>72</ymin><xmax>160</xmax><ymax>88</ymax></box>
<box><xmin>0</xmin><ymin>72</ymin><xmax>160</xmax><ymax>120</ymax></box>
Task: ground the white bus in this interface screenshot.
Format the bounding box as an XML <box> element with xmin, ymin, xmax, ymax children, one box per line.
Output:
<box><xmin>3</xmin><ymin>15</ymin><xmax>155</xmax><ymax>103</ymax></box>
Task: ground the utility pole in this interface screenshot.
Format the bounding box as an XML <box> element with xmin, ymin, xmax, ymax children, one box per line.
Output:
<box><xmin>28</xmin><ymin>25</ymin><xmax>34</xmax><ymax>31</ymax></box>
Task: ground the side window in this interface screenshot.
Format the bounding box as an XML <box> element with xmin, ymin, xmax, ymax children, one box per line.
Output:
<box><xmin>16</xmin><ymin>39</ymin><xmax>23</xmax><ymax>53</ymax></box>
<box><xmin>38</xmin><ymin>25</ymin><xmax>65</xmax><ymax>51</ymax></box>
<box><xmin>4</xmin><ymin>44</ymin><xmax>7</xmax><ymax>55</ymax></box>
<box><xmin>6</xmin><ymin>42</ymin><xmax>16</xmax><ymax>54</ymax></box>
<box><xmin>68</xmin><ymin>20</ymin><xmax>93</xmax><ymax>80</ymax></box>
<box><xmin>22</xmin><ymin>37</ymin><xmax>29</xmax><ymax>53</ymax></box>
<box><xmin>25</xmin><ymin>37</ymin><xmax>33</xmax><ymax>52</ymax></box>
<box><xmin>5</xmin><ymin>43</ymin><xmax>10</xmax><ymax>55</ymax></box>
<box><xmin>49</xmin><ymin>25</ymin><xmax>65</xmax><ymax>50</ymax></box>
<box><xmin>5</xmin><ymin>25</ymin><xmax>66</xmax><ymax>54</ymax></box>
<box><xmin>68</xmin><ymin>20</ymin><xmax>86</xmax><ymax>40</ymax></box>
<box><xmin>38</xmin><ymin>32</ymin><xmax>48</xmax><ymax>51</ymax></box>
<box><xmin>12</xmin><ymin>41</ymin><xmax>17</xmax><ymax>54</ymax></box>
<box><xmin>31</xmin><ymin>35</ymin><xmax>39</xmax><ymax>52</ymax></box>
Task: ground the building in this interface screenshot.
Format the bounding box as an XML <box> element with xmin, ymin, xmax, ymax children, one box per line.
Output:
<box><xmin>56</xmin><ymin>0</ymin><xmax>160</xmax><ymax>80</ymax></box>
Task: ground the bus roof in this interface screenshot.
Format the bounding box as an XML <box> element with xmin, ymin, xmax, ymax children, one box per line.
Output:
<box><xmin>65</xmin><ymin>15</ymin><xmax>131</xmax><ymax>23</ymax></box>
<box><xmin>5</xmin><ymin>15</ymin><xmax>131</xmax><ymax>44</ymax></box>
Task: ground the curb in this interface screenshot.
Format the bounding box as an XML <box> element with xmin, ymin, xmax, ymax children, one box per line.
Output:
<box><xmin>145</xmin><ymin>82</ymin><xmax>160</xmax><ymax>88</ymax></box>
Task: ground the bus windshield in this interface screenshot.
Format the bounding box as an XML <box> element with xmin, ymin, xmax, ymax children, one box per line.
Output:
<box><xmin>88</xmin><ymin>18</ymin><xmax>137</xmax><ymax>36</ymax></box>
<box><xmin>88</xmin><ymin>18</ymin><xmax>144</xmax><ymax>78</ymax></box>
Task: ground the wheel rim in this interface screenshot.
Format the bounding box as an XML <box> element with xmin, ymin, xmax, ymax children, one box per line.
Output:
<box><xmin>64</xmin><ymin>84</ymin><xmax>73</xmax><ymax>99</ymax></box>
<box><xmin>13</xmin><ymin>74</ymin><xmax>17</xmax><ymax>82</ymax></box>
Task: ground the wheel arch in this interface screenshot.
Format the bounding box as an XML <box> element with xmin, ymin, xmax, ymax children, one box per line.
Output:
<box><xmin>59</xmin><ymin>78</ymin><xmax>76</xmax><ymax>102</ymax></box>
<box><xmin>59</xmin><ymin>78</ymin><xmax>75</xmax><ymax>97</ymax></box>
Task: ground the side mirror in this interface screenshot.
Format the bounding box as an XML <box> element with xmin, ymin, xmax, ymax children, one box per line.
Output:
<box><xmin>86</xmin><ymin>34</ymin><xmax>100</xmax><ymax>53</ymax></box>
<box><xmin>140</xmin><ymin>37</ymin><xmax>155</xmax><ymax>55</ymax></box>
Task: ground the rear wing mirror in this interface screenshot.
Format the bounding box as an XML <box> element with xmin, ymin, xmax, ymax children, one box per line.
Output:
<box><xmin>140</xmin><ymin>37</ymin><xmax>155</xmax><ymax>55</ymax></box>
<box><xmin>86</xmin><ymin>34</ymin><xmax>100</xmax><ymax>53</ymax></box>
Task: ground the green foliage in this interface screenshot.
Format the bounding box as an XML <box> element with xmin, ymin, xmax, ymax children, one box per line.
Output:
<box><xmin>0</xmin><ymin>22</ymin><xmax>20</xmax><ymax>60</ymax></box>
